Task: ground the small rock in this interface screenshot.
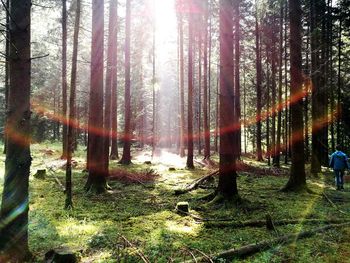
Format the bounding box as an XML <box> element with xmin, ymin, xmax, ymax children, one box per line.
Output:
<box><xmin>168</xmin><ymin>167</ymin><xmax>176</xmax><ymax>171</ymax></box>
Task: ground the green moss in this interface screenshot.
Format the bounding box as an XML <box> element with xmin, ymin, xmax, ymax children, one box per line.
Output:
<box><xmin>0</xmin><ymin>143</ymin><xmax>350</xmax><ymax>262</ymax></box>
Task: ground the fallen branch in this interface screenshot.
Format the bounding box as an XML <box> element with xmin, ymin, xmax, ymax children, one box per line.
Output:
<box><xmin>120</xmin><ymin>235</ymin><xmax>150</xmax><ymax>263</ymax></box>
<box><xmin>322</xmin><ymin>192</ymin><xmax>348</xmax><ymax>215</ymax></box>
<box><xmin>187</xmin><ymin>222</ymin><xmax>350</xmax><ymax>262</ymax></box>
<box><xmin>174</xmin><ymin>170</ymin><xmax>219</xmax><ymax>195</ymax></box>
<box><xmin>47</xmin><ymin>167</ymin><xmax>66</xmax><ymax>192</ymax></box>
<box><xmin>205</xmin><ymin>218</ymin><xmax>350</xmax><ymax>228</ymax></box>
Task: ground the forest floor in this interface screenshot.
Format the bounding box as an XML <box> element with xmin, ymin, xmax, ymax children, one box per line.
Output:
<box><xmin>1</xmin><ymin>142</ymin><xmax>350</xmax><ymax>262</ymax></box>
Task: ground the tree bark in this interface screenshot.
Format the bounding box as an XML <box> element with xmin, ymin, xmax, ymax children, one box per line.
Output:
<box><xmin>86</xmin><ymin>0</ymin><xmax>107</xmax><ymax>193</ymax></box>
<box><xmin>61</xmin><ymin>0</ymin><xmax>68</xmax><ymax>159</ymax></box>
<box><xmin>283</xmin><ymin>0</ymin><xmax>307</xmax><ymax>191</ymax></box>
<box><xmin>255</xmin><ymin>0</ymin><xmax>263</xmax><ymax>161</ymax></box>
<box><xmin>0</xmin><ymin>0</ymin><xmax>31</xmax><ymax>259</ymax></box>
<box><xmin>110</xmin><ymin>1</ymin><xmax>119</xmax><ymax>160</ymax></box>
<box><xmin>120</xmin><ymin>0</ymin><xmax>132</xmax><ymax>165</ymax></box>
<box><xmin>65</xmin><ymin>0</ymin><xmax>81</xmax><ymax>209</ymax></box>
<box><xmin>186</xmin><ymin>4</ymin><xmax>195</xmax><ymax>169</ymax></box>
<box><xmin>217</xmin><ymin>0</ymin><xmax>239</xmax><ymax>199</ymax></box>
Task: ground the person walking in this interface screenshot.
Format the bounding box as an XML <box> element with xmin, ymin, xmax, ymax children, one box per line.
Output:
<box><xmin>329</xmin><ymin>145</ymin><xmax>349</xmax><ymax>190</ymax></box>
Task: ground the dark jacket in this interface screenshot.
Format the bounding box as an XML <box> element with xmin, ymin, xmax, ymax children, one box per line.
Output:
<box><xmin>329</xmin><ymin>151</ymin><xmax>349</xmax><ymax>170</ymax></box>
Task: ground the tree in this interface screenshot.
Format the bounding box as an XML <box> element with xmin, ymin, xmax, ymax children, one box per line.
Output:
<box><xmin>85</xmin><ymin>0</ymin><xmax>107</xmax><ymax>193</ymax></box>
<box><xmin>186</xmin><ymin>0</ymin><xmax>195</xmax><ymax>169</ymax></box>
<box><xmin>203</xmin><ymin>0</ymin><xmax>210</xmax><ymax>160</ymax></box>
<box><xmin>283</xmin><ymin>0</ymin><xmax>307</xmax><ymax>191</ymax></box>
<box><xmin>216</xmin><ymin>0</ymin><xmax>239</xmax><ymax>200</ymax></box>
<box><xmin>0</xmin><ymin>0</ymin><xmax>32</xmax><ymax>259</ymax></box>
<box><xmin>120</xmin><ymin>0</ymin><xmax>132</xmax><ymax>165</ymax></box>
<box><xmin>177</xmin><ymin>2</ymin><xmax>186</xmax><ymax>157</ymax></box>
<box><xmin>61</xmin><ymin>0</ymin><xmax>68</xmax><ymax>159</ymax></box>
<box><xmin>65</xmin><ymin>0</ymin><xmax>81</xmax><ymax>209</ymax></box>
<box><xmin>104</xmin><ymin>0</ymin><xmax>118</xmax><ymax>168</ymax></box>
<box><xmin>109</xmin><ymin>1</ymin><xmax>119</xmax><ymax>160</ymax></box>
<box><xmin>255</xmin><ymin>0</ymin><xmax>263</xmax><ymax>161</ymax></box>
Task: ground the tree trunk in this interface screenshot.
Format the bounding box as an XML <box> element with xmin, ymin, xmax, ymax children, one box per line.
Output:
<box><xmin>178</xmin><ymin>11</ymin><xmax>185</xmax><ymax>157</ymax></box>
<box><xmin>104</xmin><ymin>0</ymin><xmax>118</xmax><ymax>169</ymax></box>
<box><xmin>0</xmin><ymin>0</ymin><xmax>31</xmax><ymax>259</ymax></box>
<box><xmin>151</xmin><ymin>0</ymin><xmax>157</xmax><ymax>157</ymax></box>
<box><xmin>66</xmin><ymin>0</ymin><xmax>81</xmax><ymax>209</ymax></box>
<box><xmin>186</xmin><ymin>4</ymin><xmax>195</xmax><ymax>169</ymax></box>
<box><xmin>234</xmin><ymin>0</ymin><xmax>241</xmax><ymax>159</ymax></box>
<box><xmin>110</xmin><ymin>1</ymin><xmax>119</xmax><ymax>160</ymax></box>
<box><xmin>283</xmin><ymin>0</ymin><xmax>307</xmax><ymax>191</ymax></box>
<box><xmin>61</xmin><ymin>0</ymin><xmax>68</xmax><ymax>159</ymax></box>
<box><xmin>275</xmin><ymin>2</ymin><xmax>283</xmax><ymax>167</ymax></box>
<box><xmin>336</xmin><ymin>18</ymin><xmax>342</xmax><ymax>146</ymax></box>
<box><xmin>3</xmin><ymin>0</ymin><xmax>9</xmax><ymax>155</ymax></box>
<box><xmin>203</xmin><ymin>0</ymin><xmax>210</xmax><ymax>160</ymax></box>
<box><xmin>217</xmin><ymin>0</ymin><xmax>239</xmax><ymax>199</ymax></box>
<box><xmin>120</xmin><ymin>0</ymin><xmax>132</xmax><ymax>165</ymax></box>
<box><xmin>255</xmin><ymin>0</ymin><xmax>263</xmax><ymax>161</ymax></box>
<box><xmin>86</xmin><ymin>0</ymin><xmax>107</xmax><ymax>193</ymax></box>
<box><xmin>310</xmin><ymin>0</ymin><xmax>325</xmax><ymax>175</ymax></box>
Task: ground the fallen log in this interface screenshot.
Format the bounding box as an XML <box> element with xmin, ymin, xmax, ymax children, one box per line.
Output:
<box><xmin>174</xmin><ymin>170</ymin><xmax>219</xmax><ymax>195</ymax></box>
<box><xmin>205</xmin><ymin>218</ymin><xmax>350</xmax><ymax>228</ymax></box>
<box><xmin>186</xmin><ymin>222</ymin><xmax>350</xmax><ymax>262</ymax></box>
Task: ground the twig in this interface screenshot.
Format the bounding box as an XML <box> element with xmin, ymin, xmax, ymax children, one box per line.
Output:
<box><xmin>193</xmin><ymin>248</ymin><xmax>213</xmax><ymax>263</ymax></box>
<box><xmin>323</xmin><ymin>192</ymin><xmax>347</xmax><ymax>215</ymax></box>
<box><xmin>174</xmin><ymin>170</ymin><xmax>219</xmax><ymax>195</ymax></box>
<box><xmin>30</xmin><ymin>53</ymin><xmax>49</xmax><ymax>60</ymax></box>
<box><xmin>120</xmin><ymin>235</ymin><xmax>150</xmax><ymax>263</ymax></box>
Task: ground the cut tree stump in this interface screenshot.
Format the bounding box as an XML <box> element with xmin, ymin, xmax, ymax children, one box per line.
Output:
<box><xmin>176</xmin><ymin>202</ymin><xmax>190</xmax><ymax>214</ymax></box>
<box><xmin>33</xmin><ymin>169</ymin><xmax>46</xmax><ymax>179</ymax></box>
<box><xmin>44</xmin><ymin>248</ymin><xmax>77</xmax><ymax>263</ymax></box>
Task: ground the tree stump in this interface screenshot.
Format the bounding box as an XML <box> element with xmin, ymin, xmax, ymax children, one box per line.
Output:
<box><xmin>176</xmin><ymin>201</ymin><xmax>189</xmax><ymax>214</ymax></box>
<box><xmin>33</xmin><ymin>169</ymin><xmax>46</xmax><ymax>179</ymax></box>
<box><xmin>44</xmin><ymin>249</ymin><xmax>77</xmax><ymax>263</ymax></box>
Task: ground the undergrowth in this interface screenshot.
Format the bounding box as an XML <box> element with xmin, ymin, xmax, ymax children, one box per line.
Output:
<box><xmin>0</xmin><ymin>142</ymin><xmax>350</xmax><ymax>262</ymax></box>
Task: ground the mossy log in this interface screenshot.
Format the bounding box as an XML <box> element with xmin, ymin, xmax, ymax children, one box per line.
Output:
<box><xmin>174</xmin><ymin>170</ymin><xmax>219</xmax><ymax>195</ymax></box>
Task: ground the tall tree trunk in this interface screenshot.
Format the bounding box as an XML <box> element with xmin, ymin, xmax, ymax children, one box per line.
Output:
<box><xmin>284</xmin><ymin>0</ymin><xmax>289</xmax><ymax>164</ymax></box>
<box><xmin>86</xmin><ymin>0</ymin><xmax>107</xmax><ymax>193</ymax></box>
<box><xmin>283</xmin><ymin>0</ymin><xmax>307</xmax><ymax>191</ymax></box>
<box><xmin>179</xmin><ymin>12</ymin><xmax>185</xmax><ymax>157</ymax></box>
<box><xmin>275</xmin><ymin>2</ymin><xmax>284</xmax><ymax>167</ymax></box>
<box><xmin>266</xmin><ymin>53</ymin><xmax>271</xmax><ymax>166</ymax></box>
<box><xmin>255</xmin><ymin>0</ymin><xmax>263</xmax><ymax>161</ymax></box>
<box><xmin>215</xmin><ymin>64</ymin><xmax>219</xmax><ymax>153</ymax></box>
<box><xmin>336</xmin><ymin>18</ymin><xmax>342</xmax><ymax>146</ymax></box>
<box><xmin>151</xmin><ymin>0</ymin><xmax>157</xmax><ymax>157</ymax></box>
<box><xmin>0</xmin><ymin>0</ymin><xmax>31</xmax><ymax>259</ymax></box>
<box><xmin>203</xmin><ymin>0</ymin><xmax>210</xmax><ymax>160</ymax></box>
<box><xmin>110</xmin><ymin>1</ymin><xmax>119</xmax><ymax>160</ymax></box>
<box><xmin>217</xmin><ymin>0</ymin><xmax>239</xmax><ymax>199</ymax></box>
<box><xmin>120</xmin><ymin>0</ymin><xmax>132</xmax><ymax>164</ymax></box>
<box><xmin>186</xmin><ymin>4</ymin><xmax>195</xmax><ymax>169</ymax></box>
<box><xmin>198</xmin><ymin>26</ymin><xmax>202</xmax><ymax>155</ymax></box>
<box><xmin>66</xmin><ymin>0</ymin><xmax>81</xmax><ymax>209</ymax></box>
<box><xmin>234</xmin><ymin>0</ymin><xmax>241</xmax><ymax>159</ymax></box>
<box><xmin>310</xmin><ymin>0</ymin><xmax>323</xmax><ymax>175</ymax></box>
<box><xmin>61</xmin><ymin>0</ymin><xmax>68</xmax><ymax>159</ymax></box>
<box><xmin>104</xmin><ymin>0</ymin><xmax>118</xmax><ymax>170</ymax></box>
<box><xmin>3</xmin><ymin>0</ymin><xmax>9</xmax><ymax>155</ymax></box>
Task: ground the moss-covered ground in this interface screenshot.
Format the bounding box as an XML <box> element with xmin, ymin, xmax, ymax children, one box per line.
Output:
<box><xmin>1</xmin><ymin>142</ymin><xmax>350</xmax><ymax>262</ymax></box>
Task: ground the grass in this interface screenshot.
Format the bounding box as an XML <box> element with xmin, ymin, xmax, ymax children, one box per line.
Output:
<box><xmin>1</xmin><ymin>142</ymin><xmax>350</xmax><ymax>262</ymax></box>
